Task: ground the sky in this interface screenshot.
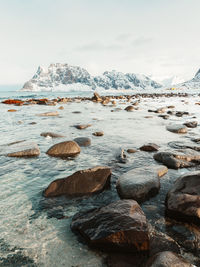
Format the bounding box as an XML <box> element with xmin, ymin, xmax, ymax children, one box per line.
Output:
<box><xmin>0</xmin><ymin>0</ymin><xmax>200</xmax><ymax>88</ymax></box>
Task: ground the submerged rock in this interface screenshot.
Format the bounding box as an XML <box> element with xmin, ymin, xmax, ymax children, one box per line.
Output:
<box><xmin>168</xmin><ymin>141</ymin><xmax>200</xmax><ymax>151</ymax></box>
<box><xmin>0</xmin><ymin>141</ymin><xmax>40</xmax><ymax>157</ymax></box>
<box><xmin>73</xmin><ymin>137</ymin><xmax>91</xmax><ymax>147</ymax></box>
<box><xmin>37</xmin><ymin>111</ymin><xmax>59</xmax><ymax>116</ymax></box>
<box><xmin>166</xmin><ymin>124</ymin><xmax>187</xmax><ymax>134</ymax></box>
<box><xmin>116</xmin><ymin>165</ymin><xmax>168</xmax><ymax>203</ymax></box>
<box><xmin>139</xmin><ymin>143</ymin><xmax>159</xmax><ymax>152</ymax></box>
<box><xmin>40</xmin><ymin>132</ymin><xmax>64</xmax><ymax>138</ymax></box>
<box><xmin>44</xmin><ymin>166</ymin><xmax>111</xmax><ymax>197</ymax></box>
<box><xmin>145</xmin><ymin>251</ymin><xmax>194</xmax><ymax>267</ymax></box>
<box><xmin>154</xmin><ymin>150</ymin><xmax>200</xmax><ymax>169</ymax></box>
<box><xmin>46</xmin><ymin>141</ymin><xmax>81</xmax><ymax>158</ymax></box>
<box><xmin>165</xmin><ymin>171</ymin><xmax>200</xmax><ymax>225</ymax></box>
<box><xmin>71</xmin><ymin>200</ymin><xmax>149</xmax><ymax>253</ymax></box>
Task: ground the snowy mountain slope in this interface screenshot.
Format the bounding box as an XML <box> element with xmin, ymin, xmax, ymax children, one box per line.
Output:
<box><xmin>175</xmin><ymin>69</ymin><xmax>200</xmax><ymax>89</ymax></box>
<box><xmin>21</xmin><ymin>63</ymin><xmax>162</xmax><ymax>91</ymax></box>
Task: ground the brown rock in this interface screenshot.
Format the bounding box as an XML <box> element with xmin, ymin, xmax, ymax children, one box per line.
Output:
<box><xmin>0</xmin><ymin>141</ymin><xmax>40</xmax><ymax>157</ymax></box>
<box><xmin>71</xmin><ymin>200</ymin><xmax>149</xmax><ymax>253</ymax></box>
<box><xmin>40</xmin><ymin>132</ymin><xmax>64</xmax><ymax>138</ymax></box>
<box><xmin>125</xmin><ymin>106</ymin><xmax>134</xmax><ymax>112</ymax></box>
<box><xmin>44</xmin><ymin>166</ymin><xmax>111</xmax><ymax>197</ymax></box>
<box><xmin>92</xmin><ymin>92</ymin><xmax>102</xmax><ymax>102</ymax></box>
<box><xmin>74</xmin><ymin>124</ymin><xmax>92</xmax><ymax>130</ymax></box>
<box><xmin>140</xmin><ymin>143</ymin><xmax>159</xmax><ymax>152</ymax></box>
<box><xmin>46</xmin><ymin>141</ymin><xmax>81</xmax><ymax>158</ymax></box>
<box><xmin>37</xmin><ymin>111</ymin><xmax>59</xmax><ymax>116</ymax></box>
<box><xmin>166</xmin><ymin>124</ymin><xmax>187</xmax><ymax>134</ymax></box>
<box><xmin>184</xmin><ymin>121</ymin><xmax>198</xmax><ymax>128</ymax></box>
<box><xmin>58</xmin><ymin>106</ymin><xmax>64</xmax><ymax>110</ymax></box>
<box><xmin>7</xmin><ymin>109</ymin><xmax>17</xmax><ymax>112</ymax></box>
<box><xmin>127</xmin><ymin>149</ymin><xmax>137</xmax><ymax>153</ymax></box>
<box><xmin>93</xmin><ymin>131</ymin><xmax>104</xmax><ymax>136</ymax></box>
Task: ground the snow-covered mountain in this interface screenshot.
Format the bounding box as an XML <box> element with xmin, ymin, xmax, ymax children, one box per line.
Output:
<box><xmin>160</xmin><ymin>76</ymin><xmax>186</xmax><ymax>88</ymax></box>
<box><xmin>175</xmin><ymin>69</ymin><xmax>200</xmax><ymax>89</ymax></box>
<box><xmin>21</xmin><ymin>63</ymin><xmax>162</xmax><ymax>91</ymax></box>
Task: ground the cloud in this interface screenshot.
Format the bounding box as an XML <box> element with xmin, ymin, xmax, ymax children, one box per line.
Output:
<box><xmin>132</xmin><ymin>36</ymin><xmax>154</xmax><ymax>46</ymax></box>
<box><xmin>76</xmin><ymin>42</ymin><xmax>123</xmax><ymax>52</ymax></box>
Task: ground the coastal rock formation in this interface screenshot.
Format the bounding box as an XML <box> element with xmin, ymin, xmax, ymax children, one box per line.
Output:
<box><xmin>20</xmin><ymin>63</ymin><xmax>162</xmax><ymax>91</ymax></box>
<box><xmin>44</xmin><ymin>166</ymin><xmax>111</xmax><ymax>197</ymax></box>
<box><xmin>46</xmin><ymin>141</ymin><xmax>81</xmax><ymax>158</ymax></box>
<box><xmin>116</xmin><ymin>165</ymin><xmax>168</xmax><ymax>202</ymax></box>
<box><xmin>71</xmin><ymin>200</ymin><xmax>149</xmax><ymax>252</ymax></box>
<box><xmin>154</xmin><ymin>150</ymin><xmax>200</xmax><ymax>169</ymax></box>
<box><xmin>0</xmin><ymin>141</ymin><xmax>40</xmax><ymax>157</ymax></box>
<box><xmin>165</xmin><ymin>171</ymin><xmax>200</xmax><ymax>225</ymax></box>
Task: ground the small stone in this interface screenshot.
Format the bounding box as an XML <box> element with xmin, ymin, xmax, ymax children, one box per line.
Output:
<box><xmin>8</xmin><ymin>109</ymin><xmax>17</xmax><ymax>112</ymax></box>
<box><xmin>74</xmin><ymin>124</ymin><xmax>92</xmax><ymax>130</ymax></box>
<box><xmin>184</xmin><ymin>121</ymin><xmax>198</xmax><ymax>128</ymax></box>
<box><xmin>40</xmin><ymin>132</ymin><xmax>64</xmax><ymax>138</ymax></box>
<box><xmin>93</xmin><ymin>131</ymin><xmax>104</xmax><ymax>136</ymax></box>
<box><xmin>140</xmin><ymin>143</ymin><xmax>159</xmax><ymax>152</ymax></box>
<box><xmin>37</xmin><ymin>111</ymin><xmax>59</xmax><ymax>116</ymax></box>
<box><xmin>127</xmin><ymin>148</ymin><xmax>137</xmax><ymax>153</ymax></box>
<box><xmin>58</xmin><ymin>106</ymin><xmax>64</xmax><ymax>110</ymax></box>
<box><xmin>125</xmin><ymin>106</ymin><xmax>134</xmax><ymax>112</ymax></box>
<box><xmin>74</xmin><ymin>137</ymin><xmax>91</xmax><ymax>147</ymax></box>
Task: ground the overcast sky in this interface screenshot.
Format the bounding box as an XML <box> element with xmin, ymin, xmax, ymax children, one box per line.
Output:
<box><xmin>0</xmin><ymin>0</ymin><xmax>200</xmax><ymax>86</ymax></box>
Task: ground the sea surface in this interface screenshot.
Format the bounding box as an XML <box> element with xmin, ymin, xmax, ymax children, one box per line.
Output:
<box><xmin>0</xmin><ymin>89</ymin><xmax>200</xmax><ymax>266</ymax></box>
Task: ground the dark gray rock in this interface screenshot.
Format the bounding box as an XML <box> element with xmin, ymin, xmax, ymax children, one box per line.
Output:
<box><xmin>73</xmin><ymin>137</ymin><xmax>91</xmax><ymax>147</ymax></box>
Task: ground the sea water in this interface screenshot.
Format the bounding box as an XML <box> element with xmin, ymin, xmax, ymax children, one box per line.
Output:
<box><xmin>0</xmin><ymin>90</ymin><xmax>200</xmax><ymax>266</ymax></box>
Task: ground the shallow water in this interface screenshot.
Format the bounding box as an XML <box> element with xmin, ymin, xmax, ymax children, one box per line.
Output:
<box><xmin>0</xmin><ymin>92</ymin><xmax>200</xmax><ymax>266</ymax></box>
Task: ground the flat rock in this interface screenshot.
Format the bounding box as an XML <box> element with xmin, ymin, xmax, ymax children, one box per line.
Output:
<box><xmin>44</xmin><ymin>166</ymin><xmax>111</xmax><ymax>197</ymax></box>
<box><xmin>145</xmin><ymin>251</ymin><xmax>194</xmax><ymax>267</ymax></box>
<box><xmin>0</xmin><ymin>141</ymin><xmax>40</xmax><ymax>157</ymax></box>
<box><xmin>166</xmin><ymin>124</ymin><xmax>187</xmax><ymax>134</ymax></box>
<box><xmin>116</xmin><ymin>165</ymin><xmax>168</xmax><ymax>203</ymax></box>
<box><xmin>74</xmin><ymin>124</ymin><xmax>92</xmax><ymax>130</ymax></box>
<box><xmin>71</xmin><ymin>199</ymin><xmax>149</xmax><ymax>252</ymax></box>
<box><xmin>73</xmin><ymin>137</ymin><xmax>91</xmax><ymax>147</ymax></box>
<box><xmin>46</xmin><ymin>141</ymin><xmax>81</xmax><ymax>158</ymax></box>
<box><xmin>40</xmin><ymin>132</ymin><xmax>64</xmax><ymax>138</ymax></box>
<box><xmin>154</xmin><ymin>149</ymin><xmax>200</xmax><ymax>169</ymax></box>
<box><xmin>140</xmin><ymin>143</ymin><xmax>159</xmax><ymax>152</ymax></box>
<box><xmin>7</xmin><ymin>109</ymin><xmax>17</xmax><ymax>112</ymax></box>
<box><xmin>168</xmin><ymin>141</ymin><xmax>200</xmax><ymax>151</ymax></box>
<box><xmin>166</xmin><ymin>171</ymin><xmax>200</xmax><ymax>225</ymax></box>
<box><xmin>37</xmin><ymin>111</ymin><xmax>59</xmax><ymax>116</ymax></box>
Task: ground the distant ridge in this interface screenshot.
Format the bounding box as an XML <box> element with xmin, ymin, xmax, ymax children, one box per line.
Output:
<box><xmin>20</xmin><ymin>63</ymin><xmax>162</xmax><ymax>91</ymax></box>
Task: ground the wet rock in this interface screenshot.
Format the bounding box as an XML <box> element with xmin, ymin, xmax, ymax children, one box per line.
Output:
<box><xmin>29</xmin><ymin>122</ymin><xmax>37</xmax><ymax>125</ymax></box>
<box><xmin>46</xmin><ymin>141</ymin><xmax>81</xmax><ymax>158</ymax></box>
<box><xmin>166</xmin><ymin>124</ymin><xmax>187</xmax><ymax>134</ymax></box>
<box><xmin>127</xmin><ymin>148</ymin><xmax>137</xmax><ymax>153</ymax></box>
<box><xmin>175</xmin><ymin>111</ymin><xmax>189</xmax><ymax>117</ymax></box>
<box><xmin>140</xmin><ymin>143</ymin><xmax>159</xmax><ymax>152</ymax></box>
<box><xmin>37</xmin><ymin>111</ymin><xmax>59</xmax><ymax>116</ymax></box>
<box><xmin>145</xmin><ymin>251</ymin><xmax>193</xmax><ymax>267</ymax></box>
<box><xmin>72</xmin><ymin>111</ymin><xmax>81</xmax><ymax>114</ymax></box>
<box><xmin>125</xmin><ymin>106</ymin><xmax>134</xmax><ymax>112</ymax></box>
<box><xmin>116</xmin><ymin>148</ymin><xmax>127</xmax><ymax>163</ymax></box>
<box><xmin>106</xmin><ymin>253</ymin><xmax>146</xmax><ymax>267</ymax></box>
<box><xmin>2</xmin><ymin>99</ymin><xmax>24</xmax><ymax>105</ymax></box>
<box><xmin>44</xmin><ymin>166</ymin><xmax>111</xmax><ymax>197</ymax></box>
<box><xmin>92</xmin><ymin>92</ymin><xmax>102</xmax><ymax>102</ymax></box>
<box><xmin>154</xmin><ymin>149</ymin><xmax>200</xmax><ymax>169</ymax></box>
<box><xmin>168</xmin><ymin>141</ymin><xmax>200</xmax><ymax>151</ymax></box>
<box><xmin>7</xmin><ymin>109</ymin><xmax>17</xmax><ymax>112</ymax></box>
<box><xmin>166</xmin><ymin>171</ymin><xmax>200</xmax><ymax>225</ymax></box>
<box><xmin>116</xmin><ymin>165</ymin><xmax>168</xmax><ymax>203</ymax></box>
<box><xmin>191</xmin><ymin>138</ymin><xmax>200</xmax><ymax>144</ymax></box>
<box><xmin>92</xmin><ymin>131</ymin><xmax>104</xmax><ymax>136</ymax></box>
<box><xmin>73</xmin><ymin>137</ymin><xmax>91</xmax><ymax>147</ymax></box>
<box><xmin>167</xmin><ymin>105</ymin><xmax>175</xmax><ymax>109</ymax></box>
<box><xmin>184</xmin><ymin>121</ymin><xmax>198</xmax><ymax>128</ymax></box>
<box><xmin>58</xmin><ymin>106</ymin><xmax>64</xmax><ymax>110</ymax></box>
<box><xmin>71</xmin><ymin>200</ymin><xmax>149</xmax><ymax>253</ymax></box>
<box><xmin>74</xmin><ymin>124</ymin><xmax>92</xmax><ymax>130</ymax></box>
<box><xmin>156</xmin><ymin>107</ymin><xmax>166</xmax><ymax>113</ymax></box>
<box><xmin>167</xmin><ymin>110</ymin><xmax>176</xmax><ymax>115</ymax></box>
<box><xmin>40</xmin><ymin>132</ymin><xmax>65</xmax><ymax>138</ymax></box>
<box><xmin>158</xmin><ymin>114</ymin><xmax>170</xmax><ymax>119</ymax></box>
<box><xmin>0</xmin><ymin>141</ymin><xmax>40</xmax><ymax>157</ymax></box>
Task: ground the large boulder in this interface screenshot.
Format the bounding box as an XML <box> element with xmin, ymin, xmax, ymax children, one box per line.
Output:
<box><xmin>166</xmin><ymin>124</ymin><xmax>187</xmax><ymax>134</ymax></box>
<box><xmin>116</xmin><ymin>165</ymin><xmax>168</xmax><ymax>203</ymax></box>
<box><xmin>46</xmin><ymin>141</ymin><xmax>81</xmax><ymax>158</ymax></box>
<box><xmin>165</xmin><ymin>171</ymin><xmax>200</xmax><ymax>225</ymax></box>
<box><xmin>71</xmin><ymin>200</ymin><xmax>149</xmax><ymax>252</ymax></box>
<box><xmin>154</xmin><ymin>149</ymin><xmax>200</xmax><ymax>169</ymax></box>
<box><xmin>0</xmin><ymin>141</ymin><xmax>40</xmax><ymax>157</ymax></box>
<box><xmin>44</xmin><ymin>166</ymin><xmax>111</xmax><ymax>197</ymax></box>
<box><xmin>145</xmin><ymin>251</ymin><xmax>193</xmax><ymax>267</ymax></box>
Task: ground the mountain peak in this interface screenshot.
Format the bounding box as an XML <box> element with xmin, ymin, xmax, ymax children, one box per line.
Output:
<box><xmin>21</xmin><ymin>63</ymin><xmax>162</xmax><ymax>91</ymax></box>
<box><xmin>195</xmin><ymin>68</ymin><xmax>200</xmax><ymax>77</ymax></box>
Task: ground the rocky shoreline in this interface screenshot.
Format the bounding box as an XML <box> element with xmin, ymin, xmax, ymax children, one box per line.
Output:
<box><xmin>1</xmin><ymin>92</ymin><xmax>200</xmax><ymax>266</ymax></box>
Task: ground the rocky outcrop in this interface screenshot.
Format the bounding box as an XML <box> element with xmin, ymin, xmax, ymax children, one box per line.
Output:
<box><xmin>165</xmin><ymin>171</ymin><xmax>200</xmax><ymax>225</ymax></box>
<box><xmin>0</xmin><ymin>141</ymin><xmax>40</xmax><ymax>157</ymax></box>
<box><xmin>154</xmin><ymin>150</ymin><xmax>200</xmax><ymax>169</ymax></box>
<box><xmin>46</xmin><ymin>141</ymin><xmax>81</xmax><ymax>158</ymax></box>
<box><xmin>44</xmin><ymin>166</ymin><xmax>111</xmax><ymax>197</ymax></box>
<box><xmin>71</xmin><ymin>200</ymin><xmax>149</xmax><ymax>252</ymax></box>
<box><xmin>116</xmin><ymin>165</ymin><xmax>168</xmax><ymax>203</ymax></box>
